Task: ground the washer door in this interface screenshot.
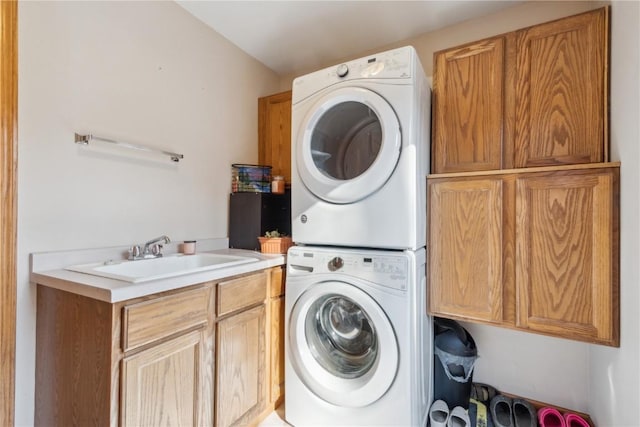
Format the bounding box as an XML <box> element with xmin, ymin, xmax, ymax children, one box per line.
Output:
<box><xmin>297</xmin><ymin>87</ymin><xmax>401</xmax><ymax>204</ymax></box>
<box><xmin>289</xmin><ymin>280</ymin><xmax>398</xmax><ymax>407</ymax></box>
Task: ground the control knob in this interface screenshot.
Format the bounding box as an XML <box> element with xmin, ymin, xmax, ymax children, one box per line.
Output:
<box><xmin>336</xmin><ymin>64</ymin><xmax>349</xmax><ymax>78</ymax></box>
<box><xmin>328</xmin><ymin>256</ymin><xmax>344</xmax><ymax>271</ymax></box>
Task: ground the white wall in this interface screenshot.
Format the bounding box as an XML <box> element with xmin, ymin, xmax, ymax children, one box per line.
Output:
<box><xmin>17</xmin><ymin>2</ymin><xmax>280</xmax><ymax>425</ymax></box>
<box><xmin>589</xmin><ymin>2</ymin><xmax>640</xmax><ymax>426</ymax></box>
<box><xmin>281</xmin><ymin>0</ymin><xmax>640</xmax><ymax>420</ymax></box>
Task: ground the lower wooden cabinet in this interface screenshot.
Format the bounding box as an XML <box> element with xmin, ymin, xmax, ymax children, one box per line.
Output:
<box><xmin>35</xmin><ymin>267</ymin><xmax>283</xmax><ymax>426</ymax></box>
<box><xmin>515</xmin><ymin>170</ymin><xmax>618</xmax><ymax>343</ymax></box>
<box><xmin>267</xmin><ymin>267</ymin><xmax>285</xmax><ymax>408</ymax></box>
<box><xmin>216</xmin><ymin>305</ymin><xmax>266</xmax><ymax>427</ymax></box>
<box><xmin>428</xmin><ymin>164</ymin><xmax>620</xmax><ymax>346</ymax></box>
<box><xmin>429</xmin><ymin>176</ymin><xmax>506</xmax><ymax>323</ymax></box>
<box><xmin>121</xmin><ymin>330</ymin><xmax>206</xmax><ymax>426</ymax></box>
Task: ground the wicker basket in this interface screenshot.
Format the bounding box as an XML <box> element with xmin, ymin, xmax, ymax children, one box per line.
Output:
<box><xmin>258</xmin><ymin>236</ymin><xmax>293</xmax><ymax>254</ymax></box>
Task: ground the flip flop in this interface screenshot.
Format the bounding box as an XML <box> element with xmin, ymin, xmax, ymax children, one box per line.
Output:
<box><xmin>490</xmin><ymin>395</ymin><xmax>514</xmax><ymax>427</ymax></box>
<box><xmin>512</xmin><ymin>399</ymin><xmax>536</xmax><ymax>427</ymax></box>
<box><xmin>471</xmin><ymin>383</ymin><xmax>498</xmax><ymax>406</ymax></box>
<box><xmin>564</xmin><ymin>413</ymin><xmax>590</xmax><ymax>427</ymax></box>
<box><xmin>538</xmin><ymin>407</ymin><xmax>566</xmax><ymax>427</ymax></box>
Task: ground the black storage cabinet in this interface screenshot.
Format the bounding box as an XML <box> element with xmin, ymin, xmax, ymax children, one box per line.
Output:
<box><xmin>228</xmin><ymin>191</ymin><xmax>291</xmax><ymax>251</ymax></box>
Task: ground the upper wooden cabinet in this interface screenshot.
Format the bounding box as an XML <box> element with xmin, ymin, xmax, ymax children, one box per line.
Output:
<box><xmin>515</xmin><ymin>8</ymin><xmax>607</xmax><ymax>167</ymax></box>
<box><xmin>433</xmin><ymin>36</ymin><xmax>506</xmax><ymax>173</ymax></box>
<box><xmin>428</xmin><ymin>164</ymin><xmax>620</xmax><ymax>346</ymax></box>
<box><xmin>259</xmin><ymin>90</ymin><xmax>292</xmax><ymax>184</ymax></box>
<box><xmin>432</xmin><ymin>8</ymin><xmax>609</xmax><ymax>174</ymax></box>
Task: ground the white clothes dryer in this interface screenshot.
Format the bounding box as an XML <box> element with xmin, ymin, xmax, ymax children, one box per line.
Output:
<box><xmin>285</xmin><ymin>246</ymin><xmax>433</xmax><ymax>426</ymax></box>
<box><xmin>291</xmin><ymin>46</ymin><xmax>430</xmax><ymax>250</ymax></box>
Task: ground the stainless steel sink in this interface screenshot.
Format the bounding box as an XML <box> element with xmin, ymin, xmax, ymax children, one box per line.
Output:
<box><xmin>65</xmin><ymin>253</ymin><xmax>258</xmax><ymax>283</ymax></box>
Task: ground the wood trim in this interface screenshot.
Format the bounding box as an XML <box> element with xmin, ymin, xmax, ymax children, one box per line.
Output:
<box><xmin>603</xmin><ymin>6</ymin><xmax>610</xmax><ymax>162</ymax></box>
<box><xmin>0</xmin><ymin>1</ymin><xmax>17</xmax><ymax>425</ymax></box>
<box><xmin>258</xmin><ymin>90</ymin><xmax>292</xmax><ymax>184</ymax></box>
<box><xmin>428</xmin><ymin>161</ymin><xmax>621</xmax><ymax>179</ymax></box>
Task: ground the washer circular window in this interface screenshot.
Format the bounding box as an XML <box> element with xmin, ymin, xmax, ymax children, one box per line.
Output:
<box><xmin>305</xmin><ymin>294</ymin><xmax>377</xmax><ymax>379</ymax></box>
<box><xmin>297</xmin><ymin>87</ymin><xmax>401</xmax><ymax>204</ymax></box>
<box><xmin>288</xmin><ymin>281</ymin><xmax>398</xmax><ymax>407</ymax></box>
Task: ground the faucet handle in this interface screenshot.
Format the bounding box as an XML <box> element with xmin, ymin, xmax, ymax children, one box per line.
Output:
<box><xmin>150</xmin><ymin>244</ymin><xmax>164</xmax><ymax>257</ymax></box>
<box><xmin>129</xmin><ymin>245</ymin><xmax>141</xmax><ymax>260</ymax></box>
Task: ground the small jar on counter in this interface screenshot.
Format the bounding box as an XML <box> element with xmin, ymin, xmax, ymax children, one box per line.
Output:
<box><xmin>182</xmin><ymin>240</ymin><xmax>196</xmax><ymax>255</ymax></box>
<box><xmin>271</xmin><ymin>175</ymin><xmax>285</xmax><ymax>194</ymax></box>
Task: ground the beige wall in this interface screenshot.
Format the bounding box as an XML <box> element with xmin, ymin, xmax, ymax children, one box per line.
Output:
<box><xmin>16</xmin><ymin>2</ymin><xmax>280</xmax><ymax>425</ymax></box>
<box><xmin>281</xmin><ymin>1</ymin><xmax>608</xmax><ymax>84</ymax></box>
<box><xmin>589</xmin><ymin>2</ymin><xmax>640</xmax><ymax>426</ymax></box>
<box><xmin>282</xmin><ymin>0</ymin><xmax>640</xmax><ymax>423</ymax></box>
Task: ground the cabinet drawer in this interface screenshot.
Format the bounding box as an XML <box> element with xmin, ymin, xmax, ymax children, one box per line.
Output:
<box><xmin>122</xmin><ymin>287</ymin><xmax>209</xmax><ymax>352</ymax></box>
<box><xmin>218</xmin><ymin>272</ymin><xmax>267</xmax><ymax>317</ymax></box>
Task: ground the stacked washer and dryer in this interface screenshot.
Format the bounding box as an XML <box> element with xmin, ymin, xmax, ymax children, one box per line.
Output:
<box><xmin>285</xmin><ymin>46</ymin><xmax>433</xmax><ymax>426</ymax></box>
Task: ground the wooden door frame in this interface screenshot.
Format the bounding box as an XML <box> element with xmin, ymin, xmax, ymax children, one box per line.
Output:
<box><xmin>0</xmin><ymin>0</ymin><xmax>18</xmax><ymax>425</ymax></box>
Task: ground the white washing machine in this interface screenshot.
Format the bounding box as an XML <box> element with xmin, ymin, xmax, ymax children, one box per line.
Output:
<box><xmin>285</xmin><ymin>246</ymin><xmax>433</xmax><ymax>426</ymax></box>
<box><xmin>291</xmin><ymin>46</ymin><xmax>430</xmax><ymax>250</ymax></box>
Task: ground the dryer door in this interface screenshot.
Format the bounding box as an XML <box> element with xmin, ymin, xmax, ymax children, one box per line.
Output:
<box><xmin>289</xmin><ymin>280</ymin><xmax>398</xmax><ymax>407</ymax></box>
<box><xmin>297</xmin><ymin>87</ymin><xmax>401</xmax><ymax>204</ymax></box>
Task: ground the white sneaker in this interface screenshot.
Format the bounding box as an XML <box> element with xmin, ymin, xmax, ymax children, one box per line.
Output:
<box><xmin>447</xmin><ymin>406</ymin><xmax>471</xmax><ymax>427</ymax></box>
<box><xmin>429</xmin><ymin>400</ymin><xmax>450</xmax><ymax>427</ymax></box>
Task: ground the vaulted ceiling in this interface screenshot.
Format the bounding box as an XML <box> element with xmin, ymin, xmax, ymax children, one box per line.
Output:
<box><xmin>176</xmin><ymin>1</ymin><xmax>522</xmax><ymax>76</ymax></box>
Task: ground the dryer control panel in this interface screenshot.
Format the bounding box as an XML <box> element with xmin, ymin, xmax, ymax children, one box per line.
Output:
<box><xmin>292</xmin><ymin>45</ymin><xmax>417</xmax><ymax>104</ymax></box>
<box><xmin>287</xmin><ymin>247</ymin><xmax>411</xmax><ymax>291</ymax></box>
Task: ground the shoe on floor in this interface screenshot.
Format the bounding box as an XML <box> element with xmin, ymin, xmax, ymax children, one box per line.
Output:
<box><xmin>512</xmin><ymin>398</ymin><xmax>536</xmax><ymax>427</ymax></box>
<box><xmin>538</xmin><ymin>407</ymin><xmax>566</xmax><ymax>427</ymax></box>
<box><xmin>469</xmin><ymin>398</ymin><xmax>491</xmax><ymax>427</ymax></box>
<box><xmin>490</xmin><ymin>395</ymin><xmax>514</xmax><ymax>427</ymax></box>
<box><xmin>564</xmin><ymin>413</ymin><xmax>590</xmax><ymax>427</ymax></box>
<box><xmin>430</xmin><ymin>399</ymin><xmax>450</xmax><ymax>427</ymax></box>
<box><xmin>471</xmin><ymin>383</ymin><xmax>498</xmax><ymax>407</ymax></box>
<box><xmin>448</xmin><ymin>406</ymin><xmax>471</xmax><ymax>427</ymax></box>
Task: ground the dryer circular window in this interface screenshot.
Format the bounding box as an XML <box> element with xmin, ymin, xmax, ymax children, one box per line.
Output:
<box><xmin>297</xmin><ymin>87</ymin><xmax>401</xmax><ymax>204</ymax></box>
<box><xmin>288</xmin><ymin>280</ymin><xmax>399</xmax><ymax>407</ymax></box>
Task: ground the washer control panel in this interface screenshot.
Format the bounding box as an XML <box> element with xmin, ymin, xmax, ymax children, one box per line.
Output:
<box><xmin>288</xmin><ymin>247</ymin><xmax>410</xmax><ymax>291</ymax></box>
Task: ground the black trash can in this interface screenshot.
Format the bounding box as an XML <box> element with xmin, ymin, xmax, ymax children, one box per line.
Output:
<box><xmin>433</xmin><ymin>318</ymin><xmax>478</xmax><ymax>410</ymax></box>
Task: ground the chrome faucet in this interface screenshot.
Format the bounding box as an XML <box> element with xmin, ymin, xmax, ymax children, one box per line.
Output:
<box><xmin>129</xmin><ymin>235</ymin><xmax>171</xmax><ymax>260</ymax></box>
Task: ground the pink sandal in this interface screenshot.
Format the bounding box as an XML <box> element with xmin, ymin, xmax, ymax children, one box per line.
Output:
<box><xmin>564</xmin><ymin>413</ymin><xmax>590</xmax><ymax>427</ymax></box>
<box><xmin>538</xmin><ymin>407</ymin><xmax>566</xmax><ymax>427</ymax></box>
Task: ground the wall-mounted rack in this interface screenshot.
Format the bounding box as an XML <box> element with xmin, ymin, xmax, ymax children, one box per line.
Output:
<box><xmin>74</xmin><ymin>133</ymin><xmax>184</xmax><ymax>162</ymax></box>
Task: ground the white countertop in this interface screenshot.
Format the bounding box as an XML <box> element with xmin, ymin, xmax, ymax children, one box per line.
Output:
<box><xmin>30</xmin><ymin>239</ymin><xmax>286</xmax><ymax>303</ymax></box>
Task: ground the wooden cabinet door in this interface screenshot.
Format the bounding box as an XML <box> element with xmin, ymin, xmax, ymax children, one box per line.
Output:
<box><xmin>216</xmin><ymin>305</ymin><xmax>267</xmax><ymax>427</ymax></box>
<box><xmin>121</xmin><ymin>330</ymin><xmax>206</xmax><ymax>427</ymax></box>
<box><xmin>259</xmin><ymin>91</ymin><xmax>292</xmax><ymax>184</ymax></box>
<box><xmin>515</xmin><ymin>167</ymin><xmax>619</xmax><ymax>345</ymax></box>
<box><xmin>269</xmin><ymin>295</ymin><xmax>285</xmax><ymax>405</ymax></box>
<box><xmin>433</xmin><ymin>36</ymin><xmax>505</xmax><ymax>173</ymax></box>
<box><xmin>428</xmin><ymin>177</ymin><xmax>505</xmax><ymax>322</ymax></box>
<box><xmin>267</xmin><ymin>267</ymin><xmax>285</xmax><ymax>407</ymax></box>
<box><xmin>515</xmin><ymin>8</ymin><xmax>607</xmax><ymax>168</ymax></box>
